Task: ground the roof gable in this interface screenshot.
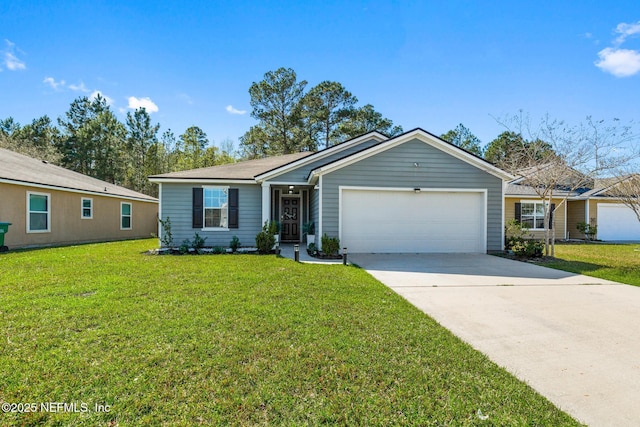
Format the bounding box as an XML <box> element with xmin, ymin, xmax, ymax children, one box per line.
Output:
<box><xmin>253</xmin><ymin>131</ymin><xmax>388</xmax><ymax>181</ymax></box>
<box><xmin>307</xmin><ymin>128</ymin><xmax>513</xmax><ymax>182</ymax></box>
<box><xmin>0</xmin><ymin>148</ymin><xmax>157</xmax><ymax>202</ymax></box>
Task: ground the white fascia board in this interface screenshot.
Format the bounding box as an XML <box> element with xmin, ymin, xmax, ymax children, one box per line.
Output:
<box><xmin>308</xmin><ymin>129</ymin><xmax>513</xmax><ymax>183</ymax></box>
<box><xmin>148</xmin><ymin>178</ymin><xmax>256</xmax><ymax>185</ymax></box>
<box><xmin>255</xmin><ymin>131</ymin><xmax>388</xmax><ymax>182</ymax></box>
<box><xmin>0</xmin><ymin>178</ymin><xmax>158</xmax><ymax>203</ymax></box>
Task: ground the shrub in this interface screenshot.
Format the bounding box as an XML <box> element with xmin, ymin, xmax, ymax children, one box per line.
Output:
<box><xmin>179</xmin><ymin>239</ymin><xmax>191</xmax><ymax>254</ymax></box>
<box><xmin>307</xmin><ymin>243</ymin><xmax>318</xmax><ymax>254</ymax></box>
<box><xmin>321</xmin><ymin>233</ymin><xmax>340</xmax><ymax>256</ymax></box>
<box><xmin>511</xmin><ymin>239</ymin><xmax>544</xmax><ymax>258</ymax></box>
<box><xmin>192</xmin><ymin>233</ymin><xmax>207</xmax><ymax>251</ymax></box>
<box><xmin>229</xmin><ymin>236</ymin><xmax>241</xmax><ymax>252</ymax></box>
<box><xmin>255</xmin><ymin>231</ymin><xmax>275</xmax><ymax>254</ymax></box>
<box><xmin>158</xmin><ymin>216</ymin><xmax>173</xmax><ymax>248</ymax></box>
<box><xmin>212</xmin><ymin>246</ymin><xmax>226</xmax><ymax>254</ymax></box>
<box><xmin>577</xmin><ymin>222</ymin><xmax>597</xmax><ymax>241</ymax></box>
<box><xmin>256</xmin><ymin>221</ymin><xmax>280</xmax><ymax>254</ymax></box>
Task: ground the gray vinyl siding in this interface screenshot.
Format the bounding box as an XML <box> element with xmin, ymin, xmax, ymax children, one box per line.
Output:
<box><xmin>160</xmin><ymin>182</ymin><xmax>262</xmax><ymax>247</ymax></box>
<box><xmin>272</xmin><ymin>138</ymin><xmax>383</xmax><ymax>183</ymax></box>
<box><xmin>321</xmin><ymin>139</ymin><xmax>504</xmax><ymax>251</ymax></box>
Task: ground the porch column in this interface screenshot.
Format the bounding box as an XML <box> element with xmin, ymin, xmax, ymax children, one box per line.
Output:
<box><xmin>261</xmin><ymin>182</ymin><xmax>270</xmax><ymax>225</ymax></box>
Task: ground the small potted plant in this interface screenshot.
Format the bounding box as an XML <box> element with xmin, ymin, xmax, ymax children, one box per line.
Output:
<box><xmin>303</xmin><ymin>221</ymin><xmax>315</xmax><ymax>248</ymax></box>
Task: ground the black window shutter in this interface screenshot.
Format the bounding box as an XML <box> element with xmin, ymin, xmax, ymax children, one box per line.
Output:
<box><xmin>514</xmin><ymin>203</ymin><xmax>521</xmax><ymax>222</ymax></box>
<box><xmin>228</xmin><ymin>188</ymin><xmax>239</xmax><ymax>229</ymax></box>
<box><xmin>192</xmin><ymin>188</ymin><xmax>203</xmax><ymax>228</ymax></box>
<box><xmin>549</xmin><ymin>203</ymin><xmax>555</xmax><ymax>229</ymax></box>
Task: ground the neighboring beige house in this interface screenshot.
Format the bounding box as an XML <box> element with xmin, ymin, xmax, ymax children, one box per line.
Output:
<box><xmin>0</xmin><ymin>148</ymin><xmax>158</xmax><ymax>249</ymax></box>
<box><xmin>505</xmin><ymin>175</ymin><xmax>640</xmax><ymax>242</ymax></box>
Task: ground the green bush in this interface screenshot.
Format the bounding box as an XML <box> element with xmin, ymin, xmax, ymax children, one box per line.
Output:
<box><xmin>229</xmin><ymin>236</ymin><xmax>241</xmax><ymax>252</ymax></box>
<box><xmin>211</xmin><ymin>246</ymin><xmax>226</xmax><ymax>254</ymax></box>
<box><xmin>255</xmin><ymin>221</ymin><xmax>280</xmax><ymax>254</ymax></box>
<box><xmin>158</xmin><ymin>216</ymin><xmax>173</xmax><ymax>248</ymax></box>
<box><xmin>577</xmin><ymin>222</ymin><xmax>597</xmax><ymax>241</ymax></box>
<box><xmin>255</xmin><ymin>231</ymin><xmax>275</xmax><ymax>254</ymax></box>
<box><xmin>511</xmin><ymin>239</ymin><xmax>544</xmax><ymax>258</ymax></box>
<box><xmin>321</xmin><ymin>233</ymin><xmax>340</xmax><ymax>256</ymax></box>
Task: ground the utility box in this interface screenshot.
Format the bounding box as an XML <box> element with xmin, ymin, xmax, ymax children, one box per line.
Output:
<box><xmin>0</xmin><ymin>222</ymin><xmax>12</xmax><ymax>252</ymax></box>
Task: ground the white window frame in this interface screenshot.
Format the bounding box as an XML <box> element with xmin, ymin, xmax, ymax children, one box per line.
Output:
<box><xmin>202</xmin><ymin>186</ymin><xmax>229</xmax><ymax>231</ymax></box>
<box><xmin>27</xmin><ymin>191</ymin><xmax>51</xmax><ymax>233</ymax></box>
<box><xmin>120</xmin><ymin>202</ymin><xmax>132</xmax><ymax>230</ymax></box>
<box><xmin>520</xmin><ymin>200</ymin><xmax>548</xmax><ymax>230</ymax></box>
<box><xmin>81</xmin><ymin>197</ymin><xmax>93</xmax><ymax>219</ymax></box>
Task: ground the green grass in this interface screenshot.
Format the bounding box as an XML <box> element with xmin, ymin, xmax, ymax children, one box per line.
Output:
<box><xmin>0</xmin><ymin>239</ymin><xmax>579</xmax><ymax>426</ymax></box>
<box><xmin>540</xmin><ymin>243</ymin><xmax>640</xmax><ymax>286</ymax></box>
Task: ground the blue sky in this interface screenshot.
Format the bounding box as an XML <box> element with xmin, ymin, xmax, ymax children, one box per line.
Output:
<box><xmin>1</xmin><ymin>1</ymin><xmax>639</xmax><ymax>150</ymax></box>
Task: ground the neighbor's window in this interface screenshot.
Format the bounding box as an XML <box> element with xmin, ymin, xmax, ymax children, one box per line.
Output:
<box><xmin>520</xmin><ymin>201</ymin><xmax>546</xmax><ymax>229</ymax></box>
<box><xmin>28</xmin><ymin>192</ymin><xmax>50</xmax><ymax>232</ymax></box>
<box><xmin>204</xmin><ymin>187</ymin><xmax>228</xmax><ymax>228</ymax></box>
<box><xmin>81</xmin><ymin>198</ymin><xmax>93</xmax><ymax>219</ymax></box>
<box><xmin>121</xmin><ymin>202</ymin><xmax>132</xmax><ymax>230</ymax></box>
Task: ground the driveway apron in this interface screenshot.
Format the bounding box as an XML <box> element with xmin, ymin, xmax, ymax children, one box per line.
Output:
<box><xmin>350</xmin><ymin>253</ymin><xmax>640</xmax><ymax>427</ymax></box>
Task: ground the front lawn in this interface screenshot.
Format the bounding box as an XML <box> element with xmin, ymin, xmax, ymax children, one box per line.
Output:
<box><xmin>540</xmin><ymin>243</ymin><xmax>640</xmax><ymax>286</ymax></box>
<box><xmin>0</xmin><ymin>239</ymin><xmax>579</xmax><ymax>426</ymax></box>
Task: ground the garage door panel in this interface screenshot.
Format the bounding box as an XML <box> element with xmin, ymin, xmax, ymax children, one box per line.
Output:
<box><xmin>597</xmin><ymin>204</ymin><xmax>640</xmax><ymax>241</ymax></box>
<box><xmin>341</xmin><ymin>189</ymin><xmax>485</xmax><ymax>253</ymax></box>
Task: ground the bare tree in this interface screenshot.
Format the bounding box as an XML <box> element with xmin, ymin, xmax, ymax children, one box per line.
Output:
<box><xmin>497</xmin><ymin>112</ymin><xmax>638</xmax><ymax>256</ymax></box>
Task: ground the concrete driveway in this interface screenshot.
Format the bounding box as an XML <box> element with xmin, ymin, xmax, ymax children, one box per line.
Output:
<box><xmin>350</xmin><ymin>253</ymin><xmax>640</xmax><ymax>427</ymax></box>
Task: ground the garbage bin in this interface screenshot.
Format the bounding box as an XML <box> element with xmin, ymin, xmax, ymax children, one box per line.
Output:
<box><xmin>0</xmin><ymin>222</ymin><xmax>11</xmax><ymax>252</ymax></box>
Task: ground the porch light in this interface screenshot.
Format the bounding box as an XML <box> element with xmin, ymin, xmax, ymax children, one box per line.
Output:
<box><xmin>414</xmin><ymin>188</ymin><xmax>421</xmax><ymax>193</ymax></box>
<box><xmin>414</xmin><ymin>162</ymin><xmax>420</xmax><ymax>167</ymax></box>
<box><xmin>289</xmin><ymin>185</ymin><xmax>294</xmax><ymax>189</ymax></box>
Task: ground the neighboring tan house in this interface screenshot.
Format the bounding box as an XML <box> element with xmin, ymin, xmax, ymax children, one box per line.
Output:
<box><xmin>0</xmin><ymin>148</ymin><xmax>158</xmax><ymax>249</ymax></box>
<box><xmin>505</xmin><ymin>174</ymin><xmax>640</xmax><ymax>241</ymax></box>
<box><xmin>149</xmin><ymin>128</ymin><xmax>513</xmax><ymax>253</ymax></box>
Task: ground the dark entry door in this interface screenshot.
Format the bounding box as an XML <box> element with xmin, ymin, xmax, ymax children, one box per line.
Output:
<box><xmin>281</xmin><ymin>197</ymin><xmax>300</xmax><ymax>242</ymax></box>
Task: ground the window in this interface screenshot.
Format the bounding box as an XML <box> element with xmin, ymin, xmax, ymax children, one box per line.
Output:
<box><xmin>81</xmin><ymin>198</ymin><xmax>93</xmax><ymax>219</ymax></box>
<box><xmin>520</xmin><ymin>201</ymin><xmax>546</xmax><ymax>229</ymax></box>
<box><xmin>204</xmin><ymin>187</ymin><xmax>228</xmax><ymax>228</ymax></box>
<box><xmin>121</xmin><ymin>202</ymin><xmax>132</xmax><ymax>230</ymax></box>
<box><xmin>27</xmin><ymin>192</ymin><xmax>50</xmax><ymax>233</ymax></box>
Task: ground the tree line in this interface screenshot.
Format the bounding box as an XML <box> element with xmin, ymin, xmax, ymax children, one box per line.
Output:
<box><xmin>2</xmin><ymin>67</ymin><xmax>637</xmax><ymax>204</ymax></box>
<box><xmin>0</xmin><ymin>95</ymin><xmax>235</xmax><ymax>197</ymax></box>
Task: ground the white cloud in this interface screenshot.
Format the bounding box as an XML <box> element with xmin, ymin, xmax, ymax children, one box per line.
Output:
<box><xmin>614</xmin><ymin>21</ymin><xmax>640</xmax><ymax>45</ymax></box>
<box><xmin>595</xmin><ymin>47</ymin><xmax>640</xmax><ymax>77</ymax></box>
<box><xmin>127</xmin><ymin>96</ymin><xmax>159</xmax><ymax>113</ymax></box>
<box><xmin>90</xmin><ymin>90</ymin><xmax>114</xmax><ymax>106</ymax></box>
<box><xmin>2</xmin><ymin>39</ymin><xmax>26</xmax><ymax>71</ymax></box>
<box><xmin>43</xmin><ymin>76</ymin><xmax>65</xmax><ymax>90</ymax></box>
<box><xmin>226</xmin><ymin>105</ymin><xmax>247</xmax><ymax>115</ymax></box>
<box><xmin>69</xmin><ymin>81</ymin><xmax>90</xmax><ymax>93</ymax></box>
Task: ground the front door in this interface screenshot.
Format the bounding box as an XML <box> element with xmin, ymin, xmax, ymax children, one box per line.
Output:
<box><xmin>281</xmin><ymin>197</ymin><xmax>300</xmax><ymax>242</ymax></box>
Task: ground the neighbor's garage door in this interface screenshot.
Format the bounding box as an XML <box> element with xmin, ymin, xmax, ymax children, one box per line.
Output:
<box><xmin>597</xmin><ymin>203</ymin><xmax>640</xmax><ymax>241</ymax></box>
<box><xmin>341</xmin><ymin>189</ymin><xmax>485</xmax><ymax>253</ymax></box>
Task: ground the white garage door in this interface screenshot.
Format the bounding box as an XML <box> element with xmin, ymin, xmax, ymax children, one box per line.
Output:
<box><xmin>341</xmin><ymin>189</ymin><xmax>486</xmax><ymax>253</ymax></box>
<box><xmin>597</xmin><ymin>203</ymin><xmax>640</xmax><ymax>241</ymax></box>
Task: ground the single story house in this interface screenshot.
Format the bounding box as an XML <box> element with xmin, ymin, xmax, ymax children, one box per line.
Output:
<box><xmin>505</xmin><ymin>174</ymin><xmax>640</xmax><ymax>241</ymax></box>
<box><xmin>0</xmin><ymin>148</ymin><xmax>159</xmax><ymax>249</ymax></box>
<box><xmin>149</xmin><ymin>128</ymin><xmax>513</xmax><ymax>253</ymax></box>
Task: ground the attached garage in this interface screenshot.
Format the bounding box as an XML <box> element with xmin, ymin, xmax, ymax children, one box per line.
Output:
<box><xmin>340</xmin><ymin>188</ymin><xmax>486</xmax><ymax>253</ymax></box>
<box><xmin>597</xmin><ymin>203</ymin><xmax>640</xmax><ymax>241</ymax></box>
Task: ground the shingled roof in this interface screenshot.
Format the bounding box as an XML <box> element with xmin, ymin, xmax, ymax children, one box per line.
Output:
<box><xmin>149</xmin><ymin>151</ymin><xmax>313</xmax><ymax>180</ymax></box>
<box><xmin>0</xmin><ymin>148</ymin><xmax>157</xmax><ymax>202</ymax></box>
